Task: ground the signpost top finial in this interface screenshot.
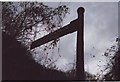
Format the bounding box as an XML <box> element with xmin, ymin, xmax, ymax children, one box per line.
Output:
<box><xmin>77</xmin><ymin>7</ymin><xmax>85</xmax><ymax>16</ymax></box>
<box><xmin>77</xmin><ymin>7</ymin><xmax>85</xmax><ymax>19</ymax></box>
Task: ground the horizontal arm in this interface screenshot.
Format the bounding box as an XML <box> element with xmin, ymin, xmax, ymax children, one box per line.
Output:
<box><xmin>30</xmin><ymin>19</ymin><xmax>78</xmax><ymax>49</ymax></box>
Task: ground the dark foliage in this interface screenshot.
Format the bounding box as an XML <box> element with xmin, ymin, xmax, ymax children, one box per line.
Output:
<box><xmin>2</xmin><ymin>2</ymin><xmax>70</xmax><ymax>78</ymax></box>
<box><xmin>2</xmin><ymin>2</ymin><xmax>70</xmax><ymax>69</ymax></box>
<box><xmin>99</xmin><ymin>38</ymin><xmax>120</xmax><ymax>81</ymax></box>
<box><xmin>2</xmin><ymin>2</ymin><xmax>69</xmax><ymax>45</ymax></box>
<box><xmin>103</xmin><ymin>47</ymin><xmax>120</xmax><ymax>80</ymax></box>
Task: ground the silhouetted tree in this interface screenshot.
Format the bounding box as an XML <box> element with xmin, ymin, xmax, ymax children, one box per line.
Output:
<box><xmin>2</xmin><ymin>2</ymin><xmax>69</xmax><ymax>45</ymax></box>
<box><xmin>103</xmin><ymin>45</ymin><xmax>120</xmax><ymax>80</ymax></box>
<box><xmin>2</xmin><ymin>2</ymin><xmax>69</xmax><ymax>68</ymax></box>
<box><xmin>98</xmin><ymin>38</ymin><xmax>119</xmax><ymax>80</ymax></box>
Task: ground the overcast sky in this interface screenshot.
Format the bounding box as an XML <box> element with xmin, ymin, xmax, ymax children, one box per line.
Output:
<box><xmin>33</xmin><ymin>2</ymin><xmax>118</xmax><ymax>75</ymax></box>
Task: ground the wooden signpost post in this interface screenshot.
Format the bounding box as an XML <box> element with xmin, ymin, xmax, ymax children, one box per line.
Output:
<box><xmin>30</xmin><ymin>7</ymin><xmax>85</xmax><ymax>80</ymax></box>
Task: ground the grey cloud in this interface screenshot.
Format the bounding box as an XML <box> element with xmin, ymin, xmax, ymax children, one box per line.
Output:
<box><xmin>35</xmin><ymin>2</ymin><xmax>118</xmax><ymax>74</ymax></box>
<box><xmin>59</xmin><ymin>2</ymin><xmax>118</xmax><ymax>73</ymax></box>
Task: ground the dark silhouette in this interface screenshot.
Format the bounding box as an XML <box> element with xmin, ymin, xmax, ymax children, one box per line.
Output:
<box><xmin>31</xmin><ymin>7</ymin><xmax>85</xmax><ymax>80</ymax></box>
<box><xmin>76</xmin><ymin>7</ymin><xmax>85</xmax><ymax>80</ymax></box>
<box><xmin>2</xmin><ymin>2</ymin><xmax>69</xmax><ymax>46</ymax></box>
<box><xmin>103</xmin><ymin>46</ymin><xmax>120</xmax><ymax>80</ymax></box>
<box><xmin>2</xmin><ymin>2</ymin><xmax>77</xmax><ymax>80</ymax></box>
<box><xmin>2</xmin><ymin>32</ymin><xmax>75</xmax><ymax>80</ymax></box>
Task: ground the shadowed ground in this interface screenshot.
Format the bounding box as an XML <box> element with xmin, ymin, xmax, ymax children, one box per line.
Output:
<box><xmin>2</xmin><ymin>32</ymin><xmax>75</xmax><ymax>80</ymax></box>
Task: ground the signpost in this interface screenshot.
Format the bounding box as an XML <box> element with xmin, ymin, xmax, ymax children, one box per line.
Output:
<box><xmin>30</xmin><ymin>7</ymin><xmax>85</xmax><ymax>80</ymax></box>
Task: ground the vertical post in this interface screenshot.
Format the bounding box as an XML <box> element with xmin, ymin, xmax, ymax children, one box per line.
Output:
<box><xmin>76</xmin><ymin>7</ymin><xmax>85</xmax><ymax>80</ymax></box>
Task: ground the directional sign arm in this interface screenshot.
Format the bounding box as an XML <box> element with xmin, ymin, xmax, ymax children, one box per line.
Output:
<box><xmin>30</xmin><ymin>20</ymin><xmax>78</xmax><ymax>49</ymax></box>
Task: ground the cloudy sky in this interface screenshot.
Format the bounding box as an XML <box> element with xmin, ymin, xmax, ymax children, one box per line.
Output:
<box><xmin>33</xmin><ymin>2</ymin><xmax>118</xmax><ymax>75</ymax></box>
